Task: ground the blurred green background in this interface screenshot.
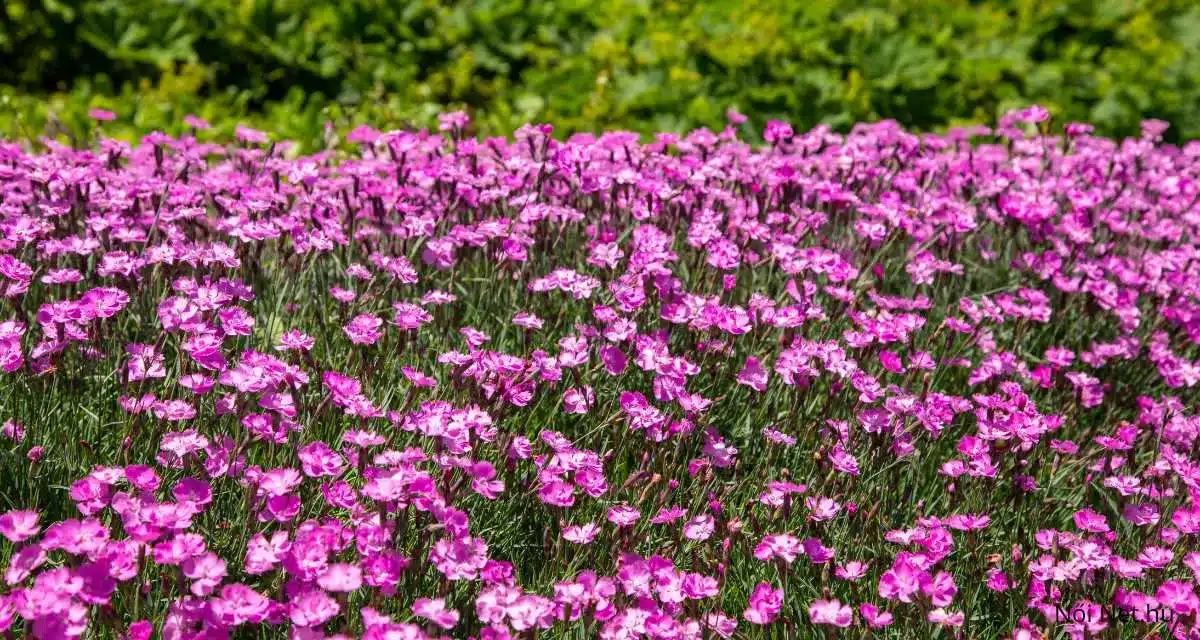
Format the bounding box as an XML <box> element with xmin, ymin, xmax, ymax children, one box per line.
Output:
<box><xmin>4</xmin><ymin>0</ymin><xmax>1200</xmax><ymax>145</ymax></box>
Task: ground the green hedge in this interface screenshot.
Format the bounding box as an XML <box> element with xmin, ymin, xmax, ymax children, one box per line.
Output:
<box><xmin>4</xmin><ymin>0</ymin><xmax>1200</xmax><ymax>144</ymax></box>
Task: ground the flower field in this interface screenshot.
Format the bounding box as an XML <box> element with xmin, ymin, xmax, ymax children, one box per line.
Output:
<box><xmin>0</xmin><ymin>107</ymin><xmax>1198</xmax><ymax>638</ymax></box>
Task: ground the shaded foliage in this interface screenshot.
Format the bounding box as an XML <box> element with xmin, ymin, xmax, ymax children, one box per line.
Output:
<box><xmin>4</xmin><ymin>0</ymin><xmax>1200</xmax><ymax>143</ymax></box>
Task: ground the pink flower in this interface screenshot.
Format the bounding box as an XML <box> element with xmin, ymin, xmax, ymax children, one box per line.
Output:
<box><xmin>563</xmin><ymin>387</ymin><xmax>594</xmax><ymax>414</ymax></box>
<box><xmin>802</xmin><ymin>537</ymin><xmax>836</xmax><ymax>564</ymax></box>
<box><xmin>1123</xmin><ymin>503</ymin><xmax>1160</xmax><ymax>526</ymax></box>
<box><xmin>703</xmin><ymin>432</ymin><xmax>738</xmax><ymax>468</ymax></box>
<box><xmin>344</xmin><ymin>314</ymin><xmax>384</xmax><ymax>345</ymax></box>
<box><xmin>277</xmin><ymin>329</ymin><xmax>315</xmax><ymax>351</ymax></box>
<box><xmin>736</xmin><ymin>356</ymin><xmax>768</xmax><ymax>392</ymax></box>
<box><xmin>607</xmin><ymin>505</ymin><xmax>640</xmax><ymax>528</ymax></box>
<box><xmin>754</xmin><ymin>534</ymin><xmax>801</xmax><ymax>563</ymax></box>
<box><xmin>124</xmin><ymin>620</ymin><xmax>152</xmax><ymax>640</ymax></box>
<box><xmin>289</xmin><ymin>590</ymin><xmax>340</xmax><ymax>627</ymax></box>
<box><xmin>538</xmin><ymin>480</ymin><xmax>575</xmax><ymax>508</ymax></box>
<box><xmin>429</xmin><ymin>536</ymin><xmax>489</xmax><ymax>581</ymax></box>
<box><xmin>879</xmin><ymin>350</ymin><xmax>905</xmax><ymax>373</ymax></box>
<box><xmin>806</xmin><ymin>496</ymin><xmax>841</xmax><ymax>521</ymax></box>
<box><xmin>920</xmin><ymin>570</ymin><xmax>957</xmax><ymax>607</ymax></box>
<box><xmin>1021</xmin><ymin>104</ymin><xmax>1050</xmax><ymax>123</ymax></box>
<box><xmin>512</xmin><ymin>311</ymin><xmax>544</xmax><ymax>330</ymax></box>
<box><xmin>298</xmin><ymin>441</ymin><xmax>345</xmax><ymax>478</ymax></box>
<box><xmin>210</xmin><ymin>584</ymin><xmax>272</xmax><ymax>626</ymax></box>
<box><xmin>461</xmin><ymin>327</ymin><xmax>491</xmax><ymax>348</ymax></box>
<box><xmin>401</xmin><ymin>366</ymin><xmax>438</xmax><ymax>389</ymax></box>
<box><xmin>704</xmin><ymin>612</ymin><xmax>738</xmax><ymax>637</ymax></box>
<box><xmin>184</xmin><ymin>114</ymin><xmax>210</xmax><ymax>129</ymax></box>
<box><xmin>986</xmin><ymin>568</ymin><xmax>1012</xmax><ymax>592</ymax></box>
<box><xmin>438</xmin><ymin>110</ymin><xmax>470</xmax><ymax>132</ymax></box>
<box><xmin>600</xmin><ymin>345</ymin><xmax>628</xmax><ymax>375</ymax></box>
<box><xmin>563</xmin><ymin>523</ymin><xmax>599</xmax><ymax>545</ymax></box>
<box><xmin>1073</xmin><ymin>508</ymin><xmax>1110</xmax><ymax>533</ymax></box>
<box><xmin>317</xmin><ymin>563</ymin><xmax>362</xmax><ymax>592</ymax></box>
<box><xmin>835</xmin><ymin>561</ymin><xmax>869</xmax><ymax>581</ymax></box>
<box><xmin>860</xmin><ymin>603</ymin><xmax>894</xmax><ymax>628</ymax></box>
<box><xmin>743</xmin><ymin>582</ymin><xmax>783</xmax><ymax>625</ymax></box>
<box><xmin>181</xmin><ymin>552</ymin><xmax>227</xmax><ymax>596</ymax></box>
<box><xmin>1</xmin><ymin>421</ymin><xmax>23</xmax><ymax>442</ymax></box>
<box><xmin>762</xmin><ymin>427</ymin><xmax>795</xmax><ymax>446</ymax></box>
<box><xmin>5</xmin><ymin>543</ymin><xmax>45</xmax><ymax>583</ymax></box>
<box><xmin>808</xmin><ymin>599</ymin><xmax>852</xmax><ymax>627</ymax></box>
<box><xmin>413</xmin><ymin>597</ymin><xmax>460</xmax><ymax>629</ymax></box>
<box><xmin>125</xmin><ymin>343</ymin><xmax>167</xmax><ymax>381</ymax></box>
<box><xmin>178</xmin><ymin>373</ymin><xmax>214</xmax><ymax>395</ymax></box>
<box><xmin>393</xmin><ymin>302</ymin><xmax>433</xmax><ymax>330</ymax></box>
<box><xmin>683</xmin><ymin>514</ymin><xmax>715</xmax><ymax>541</ymax></box>
<box><xmin>1156</xmin><ymin>580</ymin><xmax>1198</xmax><ymax>615</ymax></box>
<box><xmin>879</xmin><ymin>556</ymin><xmax>923</xmax><ymax>603</ymax></box>
<box><xmin>927</xmin><ymin>608</ymin><xmax>965</xmax><ymax>627</ymax></box>
<box><xmin>236</xmin><ymin>125</ymin><xmax>269</xmax><ymax>144</ymax></box>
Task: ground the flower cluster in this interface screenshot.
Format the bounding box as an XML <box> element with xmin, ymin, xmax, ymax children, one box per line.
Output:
<box><xmin>0</xmin><ymin>109</ymin><xmax>1197</xmax><ymax>638</ymax></box>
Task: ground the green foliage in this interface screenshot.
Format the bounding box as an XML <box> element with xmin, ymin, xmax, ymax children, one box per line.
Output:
<box><xmin>4</xmin><ymin>0</ymin><xmax>1200</xmax><ymax>144</ymax></box>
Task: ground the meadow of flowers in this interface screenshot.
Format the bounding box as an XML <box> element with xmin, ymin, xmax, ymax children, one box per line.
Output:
<box><xmin>0</xmin><ymin>106</ymin><xmax>1198</xmax><ymax>639</ymax></box>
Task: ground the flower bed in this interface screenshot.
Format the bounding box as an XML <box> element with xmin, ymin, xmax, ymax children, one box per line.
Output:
<box><xmin>0</xmin><ymin>108</ymin><xmax>1197</xmax><ymax>638</ymax></box>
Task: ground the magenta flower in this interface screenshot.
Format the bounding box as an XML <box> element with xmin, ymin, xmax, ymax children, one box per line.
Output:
<box><xmin>513</xmin><ymin>311</ymin><xmax>544</xmax><ymax>330</ymax></box>
<box><xmin>754</xmin><ymin>534</ymin><xmax>801</xmax><ymax>564</ymax></box>
<box><xmin>927</xmin><ymin>608</ymin><xmax>965</xmax><ymax>627</ymax></box>
<box><xmin>277</xmin><ymin>329</ymin><xmax>315</xmax><ymax>351</ymax></box>
<box><xmin>0</xmin><ymin>420</ymin><xmax>23</xmax><ymax>442</ymax></box>
<box><xmin>562</xmin><ymin>523</ymin><xmax>599</xmax><ymax>545</ymax></box>
<box><xmin>401</xmin><ymin>366</ymin><xmax>438</xmax><ymax>389</ymax></box>
<box><xmin>298</xmin><ymin>441</ymin><xmax>345</xmax><ymax>477</ymax></box>
<box><xmin>879</xmin><ymin>556</ymin><xmax>922</xmax><ymax>603</ymax></box>
<box><xmin>289</xmin><ymin>590</ymin><xmax>340</xmax><ymax>627</ymax></box>
<box><xmin>860</xmin><ymin>603</ymin><xmax>894</xmax><ymax>628</ymax></box>
<box><xmin>563</xmin><ymin>386</ymin><xmax>594</xmax><ymax>414</ymax></box>
<box><xmin>809</xmin><ymin>599</ymin><xmax>852</xmax><ymax>627</ymax></box>
<box><xmin>235</xmin><ymin>125</ymin><xmax>269</xmax><ymax>144</ymax></box>
<box><xmin>343</xmin><ymin>314</ymin><xmax>384</xmax><ymax>345</ymax></box>
<box><xmin>736</xmin><ymin>356</ymin><xmax>768</xmax><ymax>391</ymax></box>
<box><xmin>183</xmin><ymin>114</ymin><xmax>210</xmax><ymax>129</ymax></box>
<box><xmin>413</xmin><ymin>597</ymin><xmax>460</xmax><ymax>629</ymax></box>
<box><xmin>317</xmin><ymin>564</ymin><xmax>363</xmax><ymax>592</ymax></box>
<box><xmin>181</xmin><ymin>552</ymin><xmax>227</xmax><ymax>596</ymax></box>
<box><xmin>429</xmin><ymin>536</ymin><xmax>488</xmax><ymax>581</ymax></box>
<box><xmin>834</xmin><ymin>560</ymin><xmax>868</xmax><ymax>581</ymax></box>
<box><xmin>606</xmin><ymin>505</ymin><xmax>640</xmax><ymax>528</ymax></box>
<box><xmin>743</xmin><ymin>582</ymin><xmax>783</xmax><ymax>625</ymax></box>
<box><xmin>1073</xmin><ymin>508</ymin><xmax>1110</xmax><ymax>533</ymax></box>
<box><xmin>682</xmin><ymin>514</ymin><xmax>714</xmax><ymax>541</ymax></box>
<box><xmin>802</xmin><ymin>537</ymin><xmax>836</xmax><ymax>565</ymax></box>
<box><xmin>124</xmin><ymin>620</ymin><xmax>152</xmax><ymax>640</ymax></box>
<box><xmin>599</xmin><ymin>344</ymin><xmax>628</xmax><ymax>375</ymax></box>
<box><xmin>209</xmin><ymin>584</ymin><xmax>272</xmax><ymax>626</ymax></box>
<box><xmin>392</xmin><ymin>302</ymin><xmax>433</xmax><ymax>330</ymax></box>
<box><xmin>920</xmin><ymin>570</ymin><xmax>958</xmax><ymax>607</ymax></box>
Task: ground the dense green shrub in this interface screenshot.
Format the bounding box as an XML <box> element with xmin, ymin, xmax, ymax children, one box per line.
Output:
<box><xmin>4</xmin><ymin>0</ymin><xmax>1200</xmax><ymax>143</ymax></box>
